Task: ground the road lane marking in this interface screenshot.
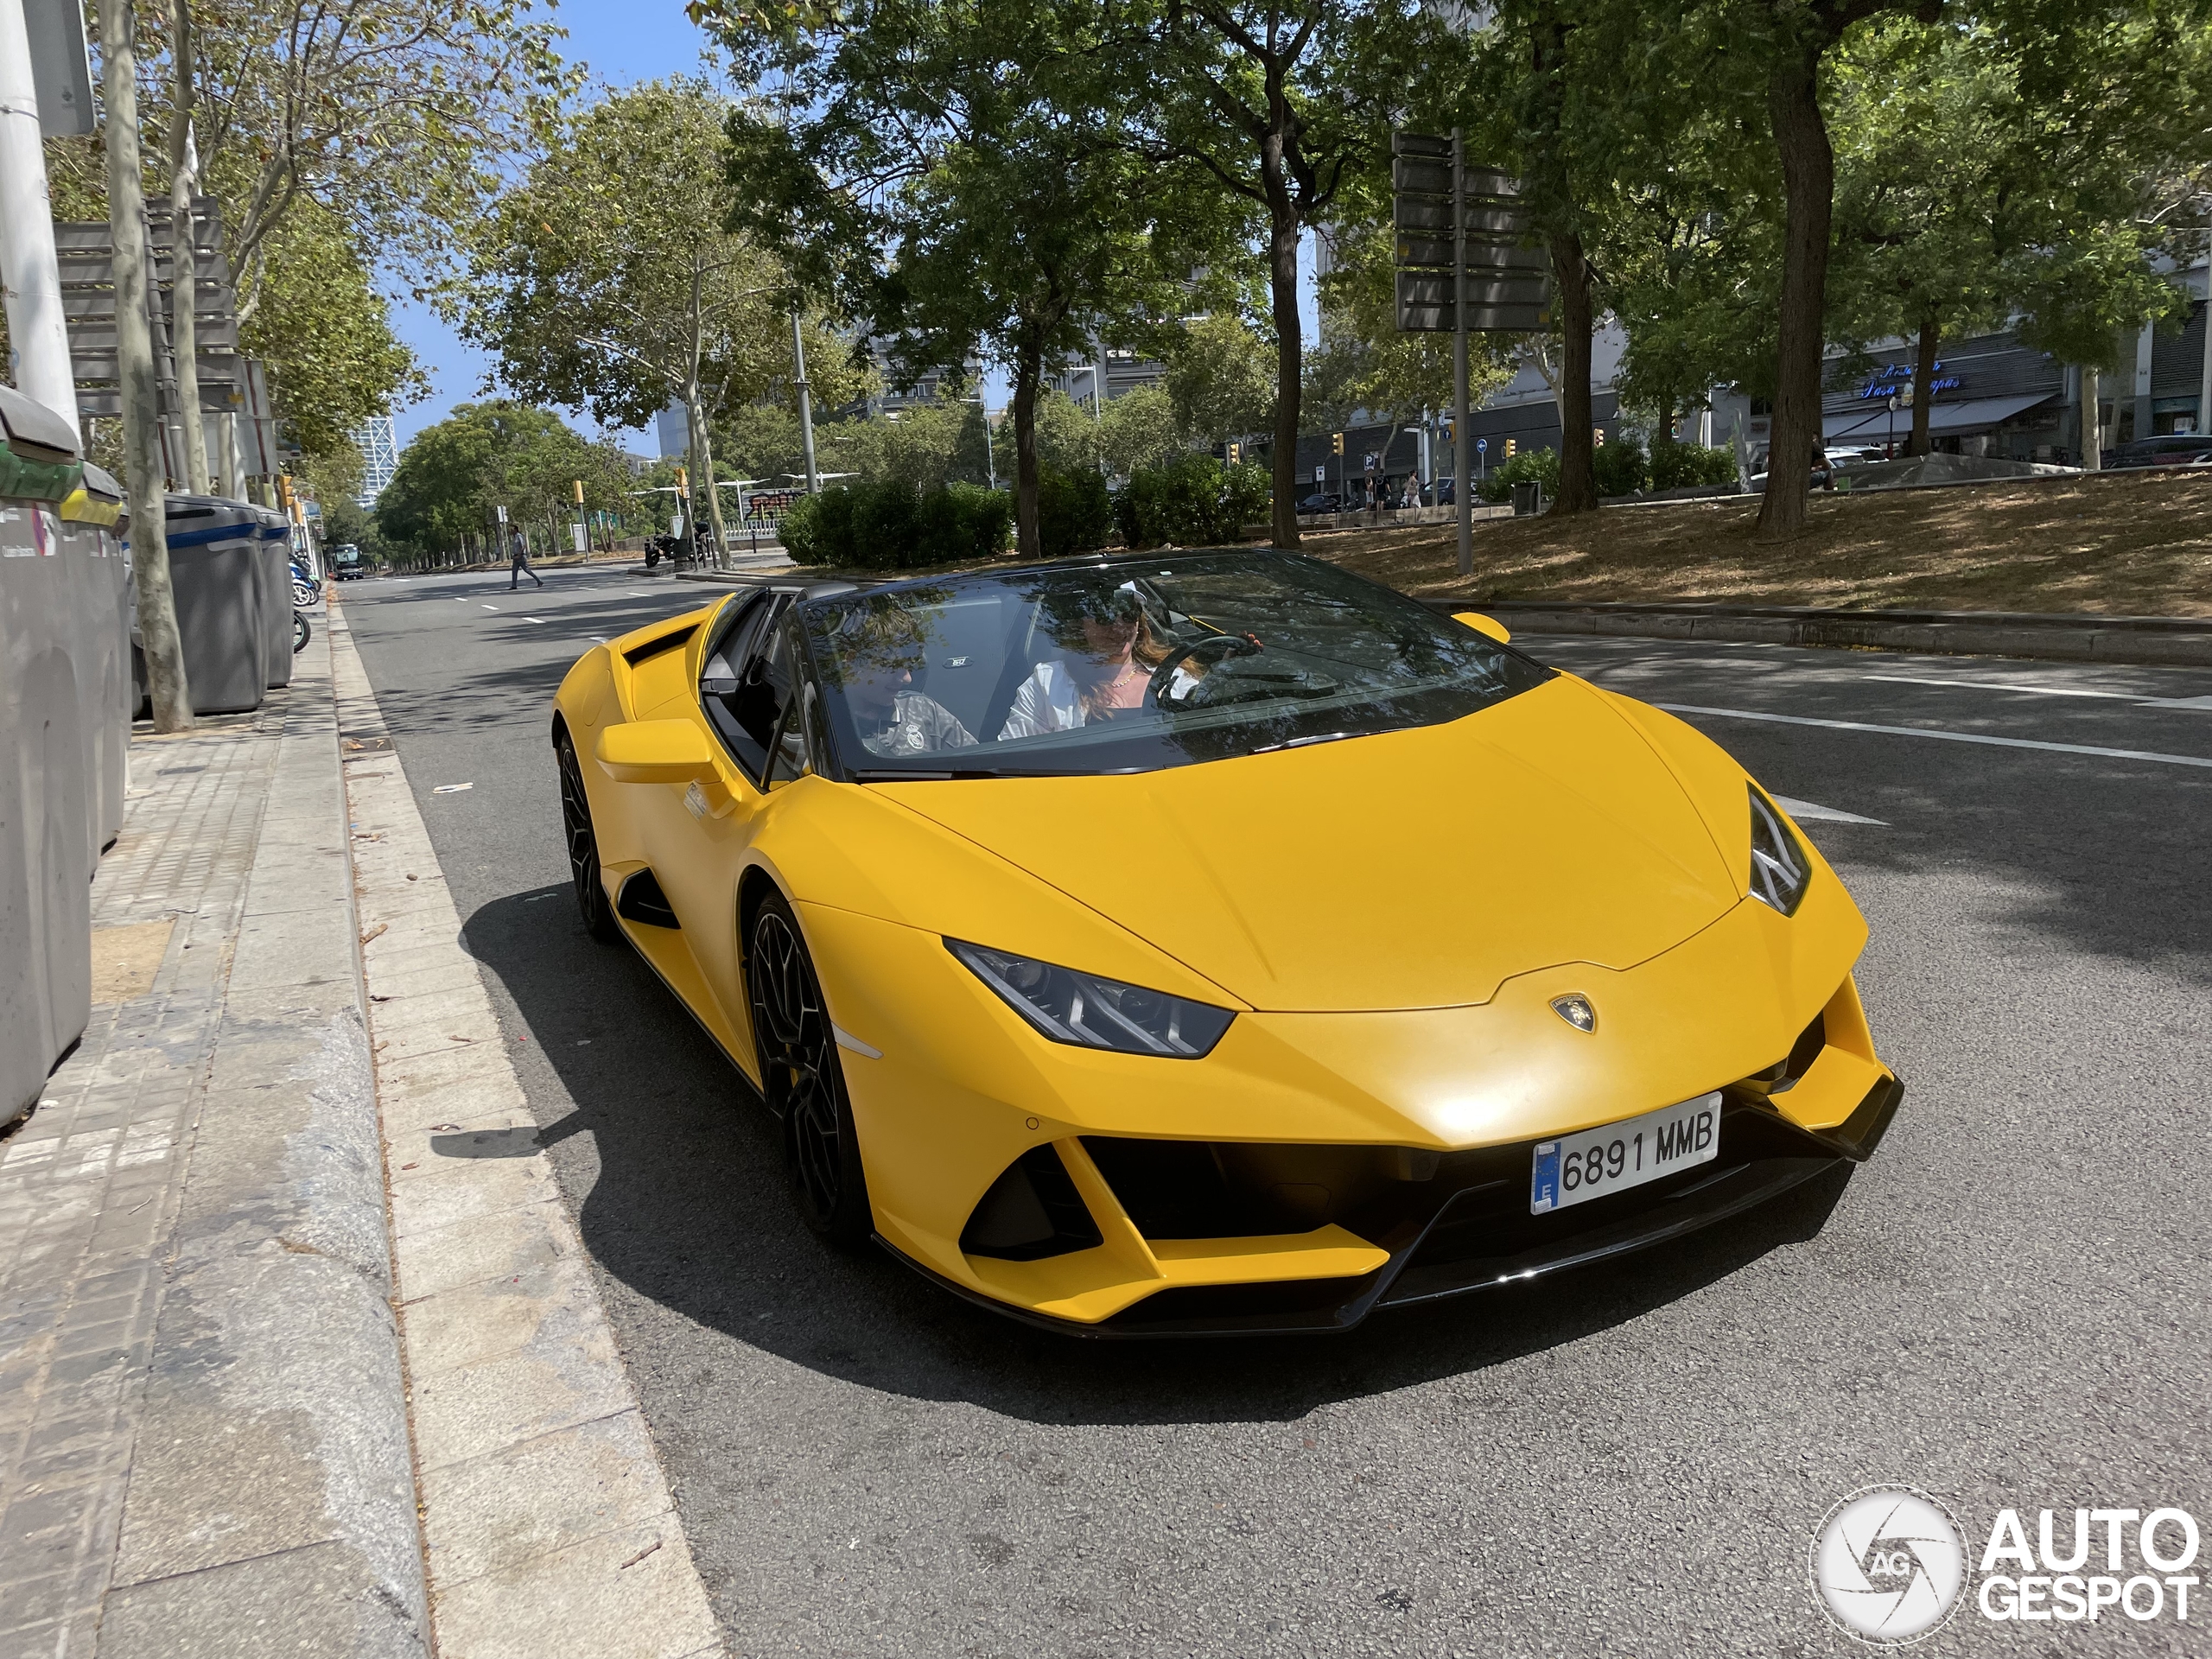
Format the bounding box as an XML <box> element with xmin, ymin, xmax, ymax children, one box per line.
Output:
<box><xmin>1862</xmin><ymin>673</ymin><xmax>2149</xmax><ymax>702</ymax></box>
<box><xmin>1771</xmin><ymin>794</ymin><xmax>1885</xmax><ymax>825</ymax></box>
<box><xmin>1656</xmin><ymin>704</ymin><xmax>2212</xmax><ymax>770</ymax></box>
<box><xmin>524</xmin><ymin>616</ymin><xmax>547</xmax><ymax>624</ymax></box>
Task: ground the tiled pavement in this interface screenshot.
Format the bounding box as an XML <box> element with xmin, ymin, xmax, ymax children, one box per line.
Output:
<box><xmin>0</xmin><ymin>627</ymin><xmax>427</xmax><ymax>1658</ymax></box>
<box><xmin>0</xmin><ymin>709</ymin><xmax>282</xmax><ymax>1658</ymax></box>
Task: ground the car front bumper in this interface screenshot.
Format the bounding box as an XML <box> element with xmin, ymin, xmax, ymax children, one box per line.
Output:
<box><xmin>880</xmin><ymin>1073</ymin><xmax>1902</xmax><ymax>1338</ymax></box>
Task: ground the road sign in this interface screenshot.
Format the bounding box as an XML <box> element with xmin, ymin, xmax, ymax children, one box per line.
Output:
<box><xmin>1314</xmin><ymin>465</ymin><xmax>1325</xmax><ymax>482</ymax></box>
<box><xmin>1477</xmin><ymin>438</ymin><xmax>1488</xmax><ymax>454</ymax></box>
<box><xmin>1392</xmin><ymin>131</ymin><xmax>1546</xmax><ymax>336</ymax></box>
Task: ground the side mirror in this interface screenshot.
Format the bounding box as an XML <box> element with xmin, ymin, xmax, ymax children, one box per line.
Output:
<box><xmin>1452</xmin><ymin>611</ymin><xmax>1512</xmax><ymax>645</ymax></box>
<box><xmin>596</xmin><ymin>720</ymin><xmax>715</xmax><ymax>784</ymax></box>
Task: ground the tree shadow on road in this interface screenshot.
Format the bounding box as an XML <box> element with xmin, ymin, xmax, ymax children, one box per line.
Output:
<box><xmin>459</xmin><ymin>885</ymin><xmax>1855</xmax><ymax>1430</ymax></box>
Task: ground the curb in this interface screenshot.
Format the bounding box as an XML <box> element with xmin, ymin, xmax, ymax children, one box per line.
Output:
<box><xmin>1430</xmin><ymin>600</ymin><xmax>2212</xmax><ymax>670</ymax></box>
<box><xmin>327</xmin><ymin>604</ymin><xmax>724</xmax><ymax>1659</ymax></box>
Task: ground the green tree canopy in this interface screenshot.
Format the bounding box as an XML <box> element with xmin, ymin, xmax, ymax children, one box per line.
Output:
<box><xmin>375</xmin><ymin>402</ymin><xmax>636</xmax><ymax>556</ymax></box>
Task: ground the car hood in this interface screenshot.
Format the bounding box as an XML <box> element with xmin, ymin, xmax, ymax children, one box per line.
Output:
<box><xmin>874</xmin><ymin>675</ymin><xmax>1743</xmax><ymax>1012</ymax></box>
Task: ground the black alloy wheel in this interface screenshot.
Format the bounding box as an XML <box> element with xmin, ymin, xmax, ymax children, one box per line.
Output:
<box><xmin>747</xmin><ymin>892</ymin><xmax>870</xmax><ymax>1243</ymax></box>
<box><xmin>556</xmin><ymin>732</ymin><xmax>620</xmax><ymax>944</ymax></box>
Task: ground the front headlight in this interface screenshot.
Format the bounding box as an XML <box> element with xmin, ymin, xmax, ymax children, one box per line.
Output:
<box><xmin>946</xmin><ymin>939</ymin><xmax>1235</xmax><ymax>1058</ymax></box>
<box><xmin>1747</xmin><ymin>785</ymin><xmax>1811</xmax><ymax>915</ymax></box>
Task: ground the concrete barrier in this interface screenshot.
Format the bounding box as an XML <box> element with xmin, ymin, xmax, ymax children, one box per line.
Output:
<box><xmin>1428</xmin><ymin>599</ymin><xmax>2212</xmax><ymax>670</ymax></box>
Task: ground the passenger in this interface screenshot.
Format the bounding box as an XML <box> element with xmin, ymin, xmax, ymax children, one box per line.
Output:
<box><xmin>997</xmin><ymin>584</ymin><xmax>1173</xmax><ymax>741</ymax></box>
<box><xmin>844</xmin><ymin>657</ymin><xmax>976</xmax><ymax>755</ymax></box>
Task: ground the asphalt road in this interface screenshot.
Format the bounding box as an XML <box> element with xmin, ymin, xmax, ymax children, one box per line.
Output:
<box><xmin>339</xmin><ymin>563</ymin><xmax>2212</xmax><ymax>1658</ymax></box>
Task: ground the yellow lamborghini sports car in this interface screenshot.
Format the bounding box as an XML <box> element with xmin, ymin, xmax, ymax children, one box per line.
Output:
<box><xmin>552</xmin><ymin>550</ymin><xmax>1900</xmax><ymax>1336</ymax></box>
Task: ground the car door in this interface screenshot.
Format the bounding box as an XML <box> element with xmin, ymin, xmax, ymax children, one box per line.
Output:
<box><xmin>633</xmin><ymin>592</ymin><xmax>804</xmax><ymax>1058</ymax></box>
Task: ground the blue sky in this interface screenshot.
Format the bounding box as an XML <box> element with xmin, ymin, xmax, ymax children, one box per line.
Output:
<box><xmin>385</xmin><ymin>0</ymin><xmax>721</xmax><ymax>452</ymax></box>
<box><xmin>386</xmin><ymin>0</ymin><xmax>1323</xmax><ymax>456</ymax></box>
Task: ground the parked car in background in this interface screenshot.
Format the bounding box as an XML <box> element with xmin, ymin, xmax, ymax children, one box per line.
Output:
<box><xmin>2105</xmin><ymin>435</ymin><xmax>2212</xmax><ymax>471</ymax></box>
<box><xmin>1297</xmin><ymin>492</ymin><xmax>1344</xmax><ymax>515</ymax></box>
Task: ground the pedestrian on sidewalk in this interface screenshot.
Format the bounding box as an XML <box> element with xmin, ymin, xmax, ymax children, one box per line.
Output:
<box><xmin>510</xmin><ymin>526</ymin><xmax>543</xmax><ymax>590</ymax></box>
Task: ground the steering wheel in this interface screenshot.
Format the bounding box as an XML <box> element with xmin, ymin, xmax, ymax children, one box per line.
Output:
<box><xmin>1146</xmin><ymin>633</ymin><xmax>1261</xmax><ymax>708</ymax></box>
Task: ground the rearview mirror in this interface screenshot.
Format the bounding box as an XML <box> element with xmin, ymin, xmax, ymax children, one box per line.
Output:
<box><xmin>596</xmin><ymin>720</ymin><xmax>715</xmax><ymax>784</ymax></box>
<box><xmin>1452</xmin><ymin>611</ymin><xmax>1512</xmax><ymax>645</ymax></box>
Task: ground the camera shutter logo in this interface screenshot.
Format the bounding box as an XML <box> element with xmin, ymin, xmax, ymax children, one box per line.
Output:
<box><xmin>1811</xmin><ymin>1486</ymin><xmax>1968</xmax><ymax>1644</ymax></box>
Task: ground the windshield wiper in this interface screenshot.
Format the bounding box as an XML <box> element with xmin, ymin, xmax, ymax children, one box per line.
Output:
<box><xmin>1240</xmin><ymin>730</ymin><xmax>1365</xmax><ymax>757</ymax></box>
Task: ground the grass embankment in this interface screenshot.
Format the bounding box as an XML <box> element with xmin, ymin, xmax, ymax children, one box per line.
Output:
<box><xmin>1304</xmin><ymin>469</ymin><xmax>2212</xmax><ymax>616</ymax></box>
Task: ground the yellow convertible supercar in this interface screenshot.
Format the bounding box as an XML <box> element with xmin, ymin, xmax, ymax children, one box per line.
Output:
<box><xmin>552</xmin><ymin>550</ymin><xmax>1899</xmax><ymax>1336</ymax></box>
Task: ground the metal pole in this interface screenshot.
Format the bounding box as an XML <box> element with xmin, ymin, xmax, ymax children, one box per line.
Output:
<box><xmin>1452</xmin><ymin>125</ymin><xmax>1471</xmax><ymax>578</ymax></box>
<box><xmin>791</xmin><ymin>310</ymin><xmax>818</xmax><ymax>493</ymax></box>
<box><xmin>0</xmin><ymin>0</ymin><xmax>80</xmax><ymax>441</ymax></box>
<box><xmin>167</xmin><ymin>0</ymin><xmax>207</xmax><ymax>493</ymax></box>
<box><xmin>2197</xmin><ymin>265</ymin><xmax>2211</xmax><ymax>440</ymax></box>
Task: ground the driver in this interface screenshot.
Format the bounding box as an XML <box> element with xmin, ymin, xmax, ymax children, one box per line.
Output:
<box><xmin>997</xmin><ymin>583</ymin><xmax>1179</xmax><ymax>740</ymax></box>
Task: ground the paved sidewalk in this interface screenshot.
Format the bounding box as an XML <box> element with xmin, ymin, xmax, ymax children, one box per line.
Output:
<box><xmin>0</xmin><ymin>631</ymin><xmax>427</xmax><ymax>1657</ymax></box>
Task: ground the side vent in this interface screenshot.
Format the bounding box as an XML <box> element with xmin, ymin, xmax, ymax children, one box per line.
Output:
<box><xmin>616</xmin><ymin>868</ymin><xmax>680</xmax><ymax>929</ymax></box>
<box><xmin>623</xmin><ymin>624</ymin><xmax>697</xmax><ymax>667</ymax></box>
<box><xmin>960</xmin><ymin>1146</ymin><xmax>1103</xmax><ymax>1261</ymax></box>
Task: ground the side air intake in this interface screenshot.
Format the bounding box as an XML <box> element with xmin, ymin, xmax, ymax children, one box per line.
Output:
<box><xmin>960</xmin><ymin>1147</ymin><xmax>1103</xmax><ymax>1261</ymax></box>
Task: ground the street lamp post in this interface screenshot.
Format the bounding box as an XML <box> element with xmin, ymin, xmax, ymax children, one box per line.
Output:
<box><xmin>790</xmin><ymin>310</ymin><xmax>818</xmax><ymax>494</ymax></box>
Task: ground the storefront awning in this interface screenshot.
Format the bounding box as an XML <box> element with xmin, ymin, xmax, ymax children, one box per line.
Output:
<box><xmin>1824</xmin><ymin>391</ymin><xmax>2058</xmax><ymax>443</ymax></box>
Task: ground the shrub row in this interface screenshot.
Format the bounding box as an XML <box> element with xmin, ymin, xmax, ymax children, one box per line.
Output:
<box><xmin>782</xmin><ymin>478</ymin><xmax>1013</xmax><ymax>569</ymax></box>
<box><xmin>1114</xmin><ymin>453</ymin><xmax>1272</xmax><ymax>549</ymax></box>
<box><xmin>1474</xmin><ymin>438</ymin><xmax>1738</xmax><ymax>504</ymax></box>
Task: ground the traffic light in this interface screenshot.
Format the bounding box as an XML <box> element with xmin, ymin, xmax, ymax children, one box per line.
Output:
<box><xmin>572</xmin><ymin>479</ymin><xmax>585</xmax><ymax>505</ymax></box>
<box><xmin>1331</xmin><ymin>432</ymin><xmax>1344</xmax><ymax>455</ymax></box>
<box><xmin>1592</xmin><ymin>428</ymin><xmax>1605</xmax><ymax>447</ymax></box>
<box><xmin>1226</xmin><ymin>442</ymin><xmax>1241</xmax><ymax>466</ymax></box>
<box><xmin>1504</xmin><ymin>438</ymin><xmax>1517</xmax><ymax>460</ymax></box>
<box><xmin>675</xmin><ymin>467</ymin><xmax>690</xmax><ymax>498</ymax></box>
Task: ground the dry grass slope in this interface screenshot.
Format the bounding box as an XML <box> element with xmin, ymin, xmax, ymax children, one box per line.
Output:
<box><xmin>1303</xmin><ymin>470</ymin><xmax>2212</xmax><ymax>616</ymax></box>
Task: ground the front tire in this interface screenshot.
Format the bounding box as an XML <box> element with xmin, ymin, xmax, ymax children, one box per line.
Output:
<box><xmin>556</xmin><ymin>732</ymin><xmax>620</xmax><ymax>944</ymax></box>
<box><xmin>747</xmin><ymin>892</ymin><xmax>870</xmax><ymax>1244</ymax></box>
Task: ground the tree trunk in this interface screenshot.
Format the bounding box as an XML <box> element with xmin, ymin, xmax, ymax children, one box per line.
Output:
<box><xmin>1757</xmin><ymin>41</ymin><xmax>1835</xmax><ymax>539</ymax></box>
<box><xmin>1907</xmin><ymin>315</ymin><xmax>1938</xmax><ymax>456</ymax></box>
<box><xmin>103</xmin><ymin>0</ymin><xmax>192</xmax><ymax>729</ymax></box>
<box><xmin>2080</xmin><ymin>365</ymin><xmax>2101</xmax><ymax>470</ymax></box>
<box><xmin>1549</xmin><ymin>229</ymin><xmax>1598</xmax><ymax>513</ymax></box>
<box><xmin>167</xmin><ymin>0</ymin><xmax>208</xmax><ymax>494</ymax></box>
<box><xmin>1011</xmin><ymin>342</ymin><xmax>1042</xmax><ymax>561</ymax></box>
<box><xmin>1266</xmin><ymin>181</ymin><xmax>1302</xmax><ymax>550</ymax></box>
<box><xmin>686</xmin><ymin>253</ymin><xmax>728</xmax><ymax>567</ymax></box>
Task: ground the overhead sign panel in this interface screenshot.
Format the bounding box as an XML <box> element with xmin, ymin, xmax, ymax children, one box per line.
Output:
<box><xmin>1391</xmin><ymin>130</ymin><xmax>1546</xmax><ymax>334</ymax></box>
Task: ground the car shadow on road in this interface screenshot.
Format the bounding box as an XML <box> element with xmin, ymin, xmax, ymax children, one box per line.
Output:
<box><xmin>461</xmin><ymin>885</ymin><xmax>1855</xmax><ymax>1429</ymax></box>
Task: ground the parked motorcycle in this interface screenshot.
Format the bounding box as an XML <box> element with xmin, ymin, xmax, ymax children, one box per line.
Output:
<box><xmin>294</xmin><ymin>609</ymin><xmax>311</xmax><ymax>654</ymax></box>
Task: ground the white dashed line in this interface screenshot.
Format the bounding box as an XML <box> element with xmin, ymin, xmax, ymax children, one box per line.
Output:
<box><xmin>1861</xmin><ymin>674</ymin><xmax>2140</xmax><ymax>701</ymax></box>
<box><xmin>481</xmin><ymin>604</ymin><xmax>499</xmax><ymax>611</ymax></box>
<box><xmin>524</xmin><ymin>616</ymin><xmax>547</xmax><ymax>624</ymax></box>
<box><xmin>1658</xmin><ymin>704</ymin><xmax>2212</xmax><ymax>770</ymax></box>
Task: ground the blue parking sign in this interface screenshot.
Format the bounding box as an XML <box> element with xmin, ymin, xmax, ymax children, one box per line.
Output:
<box><xmin>1477</xmin><ymin>438</ymin><xmax>1488</xmax><ymax>454</ymax></box>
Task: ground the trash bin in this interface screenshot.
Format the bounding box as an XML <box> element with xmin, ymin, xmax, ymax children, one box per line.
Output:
<box><xmin>1511</xmin><ymin>480</ymin><xmax>1545</xmax><ymax>516</ymax></box>
<box><xmin>149</xmin><ymin>495</ymin><xmax>270</xmax><ymax>716</ymax></box>
<box><xmin>0</xmin><ymin>385</ymin><xmax>98</xmax><ymax>1128</ymax></box>
<box><xmin>257</xmin><ymin>513</ymin><xmax>296</xmax><ymax>690</ymax></box>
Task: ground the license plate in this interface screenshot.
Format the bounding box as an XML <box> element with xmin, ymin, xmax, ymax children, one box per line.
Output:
<box><xmin>1530</xmin><ymin>1091</ymin><xmax>1722</xmax><ymax>1214</ymax></box>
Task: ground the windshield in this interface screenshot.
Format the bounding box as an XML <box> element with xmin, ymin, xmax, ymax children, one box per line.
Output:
<box><xmin>798</xmin><ymin>551</ymin><xmax>1549</xmax><ymax>778</ymax></box>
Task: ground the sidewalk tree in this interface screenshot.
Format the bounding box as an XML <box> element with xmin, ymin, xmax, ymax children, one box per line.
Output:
<box><xmin>1163</xmin><ymin>312</ymin><xmax>1277</xmax><ymax>452</ymax></box>
<box><xmin>1138</xmin><ymin>0</ymin><xmax>1440</xmax><ymax>547</ymax></box>
<box><xmin>453</xmin><ymin>79</ymin><xmax>796</xmax><ymax>563</ymax></box>
<box><xmin>375</xmin><ymin>401</ymin><xmax>632</xmax><ymax>559</ymax></box>
<box><xmin>719</xmin><ymin>0</ymin><xmax>1203</xmax><ymax>558</ymax></box>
